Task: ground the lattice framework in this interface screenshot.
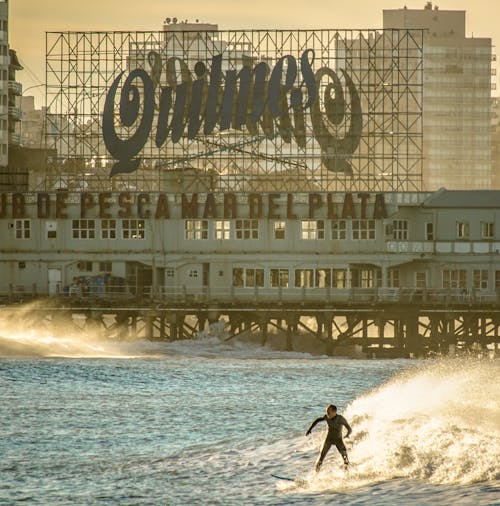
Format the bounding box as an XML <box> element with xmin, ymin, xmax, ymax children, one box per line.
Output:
<box><xmin>44</xmin><ymin>29</ymin><xmax>424</xmax><ymax>192</ymax></box>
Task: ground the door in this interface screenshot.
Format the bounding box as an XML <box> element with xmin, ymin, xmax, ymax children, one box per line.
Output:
<box><xmin>48</xmin><ymin>268</ymin><xmax>62</xmax><ymax>295</ymax></box>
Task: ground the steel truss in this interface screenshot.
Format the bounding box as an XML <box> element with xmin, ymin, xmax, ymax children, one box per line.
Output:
<box><xmin>44</xmin><ymin>29</ymin><xmax>424</xmax><ymax>192</ymax></box>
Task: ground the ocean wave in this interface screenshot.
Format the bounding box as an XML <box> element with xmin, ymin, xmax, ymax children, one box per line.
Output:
<box><xmin>290</xmin><ymin>359</ymin><xmax>499</xmax><ymax>492</ymax></box>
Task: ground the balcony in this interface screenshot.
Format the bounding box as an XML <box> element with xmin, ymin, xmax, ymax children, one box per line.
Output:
<box><xmin>8</xmin><ymin>132</ymin><xmax>20</xmax><ymax>145</ymax></box>
<box><xmin>8</xmin><ymin>106</ymin><xmax>21</xmax><ymax>121</ymax></box>
<box><xmin>8</xmin><ymin>81</ymin><xmax>22</xmax><ymax>96</ymax></box>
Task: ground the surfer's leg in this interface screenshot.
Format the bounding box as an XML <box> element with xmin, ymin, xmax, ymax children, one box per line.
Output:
<box><xmin>316</xmin><ymin>438</ymin><xmax>332</xmax><ymax>471</ymax></box>
<box><xmin>334</xmin><ymin>439</ymin><xmax>349</xmax><ymax>465</ymax></box>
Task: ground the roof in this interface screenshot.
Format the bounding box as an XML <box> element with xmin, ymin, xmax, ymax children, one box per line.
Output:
<box><xmin>421</xmin><ymin>189</ymin><xmax>500</xmax><ymax>208</ymax></box>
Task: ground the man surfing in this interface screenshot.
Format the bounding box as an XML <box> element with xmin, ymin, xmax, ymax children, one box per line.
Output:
<box><xmin>306</xmin><ymin>404</ymin><xmax>352</xmax><ymax>471</ymax></box>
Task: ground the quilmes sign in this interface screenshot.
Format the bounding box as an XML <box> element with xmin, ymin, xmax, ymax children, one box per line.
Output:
<box><xmin>102</xmin><ymin>49</ymin><xmax>362</xmax><ymax>177</ymax></box>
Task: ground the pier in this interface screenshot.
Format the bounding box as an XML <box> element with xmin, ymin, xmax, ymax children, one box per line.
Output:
<box><xmin>2</xmin><ymin>286</ymin><xmax>499</xmax><ymax>357</ymax></box>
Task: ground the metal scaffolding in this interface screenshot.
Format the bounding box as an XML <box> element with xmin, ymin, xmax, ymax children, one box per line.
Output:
<box><xmin>44</xmin><ymin>28</ymin><xmax>424</xmax><ymax>193</ymax></box>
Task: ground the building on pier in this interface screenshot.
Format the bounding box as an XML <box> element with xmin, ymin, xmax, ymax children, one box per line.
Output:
<box><xmin>0</xmin><ymin>188</ymin><xmax>499</xmax><ymax>304</ymax></box>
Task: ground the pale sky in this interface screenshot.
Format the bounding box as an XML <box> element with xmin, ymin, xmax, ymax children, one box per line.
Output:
<box><xmin>9</xmin><ymin>0</ymin><xmax>500</xmax><ymax>105</ymax></box>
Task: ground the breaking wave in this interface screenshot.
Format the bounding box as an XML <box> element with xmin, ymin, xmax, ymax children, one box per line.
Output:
<box><xmin>294</xmin><ymin>359</ymin><xmax>499</xmax><ymax>492</ymax></box>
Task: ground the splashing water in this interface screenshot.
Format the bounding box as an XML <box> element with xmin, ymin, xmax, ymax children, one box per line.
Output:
<box><xmin>0</xmin><ymin>303</ymin><xmax>166</xmax><ymax>358</ymax></box>
<box><xmin>291</xmin><ymin>359</ymin><xmax>499</xmax><ymax>494</ymax></box>
<box><xmin>0</xmin><ymin>309</ymin><xmax>322</xmax><ymax>360</ymax></box>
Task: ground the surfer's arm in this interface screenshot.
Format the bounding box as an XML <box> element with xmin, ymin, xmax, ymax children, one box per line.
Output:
<box><xmin>305</xmin><ymin>416</ymin><xmax>324</xmax><ymax>436</ymax></box>
<box><xmin>341</xmin><ymin>417</ymin><xmax>352</xmax><ymax>438</ymax></box>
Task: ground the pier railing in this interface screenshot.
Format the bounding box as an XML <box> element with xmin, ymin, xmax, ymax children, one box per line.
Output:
<box><xmin>1</xmin><ymin>283</ymin><xmax>499</xmax><ymax>307</ymax></box>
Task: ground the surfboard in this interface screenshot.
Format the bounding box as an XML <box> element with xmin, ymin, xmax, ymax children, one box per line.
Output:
<box><xmin>271</xmin><ymin>474</ymin><xmax>295</xmax><ymax>482</ymax></box>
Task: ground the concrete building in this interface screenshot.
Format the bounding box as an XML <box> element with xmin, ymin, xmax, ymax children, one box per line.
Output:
<box><xmin>0</xmin><ymin>0</ymin><xmax>24</xmax><ymax>191</ymax></box>
<box><xmin>0</xmin><ymin>0</ymin><xmax>8</xmax><ymax>167</ymax></box>
<box><xmin>384</xmin><ymin>2</ymin><xmax>493</xmax><ymax>190</ymax></box>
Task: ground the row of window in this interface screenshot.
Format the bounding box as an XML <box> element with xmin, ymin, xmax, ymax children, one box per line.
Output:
<box><xmin>10</xmin><ymin>219</ymin><xmax>497</xmax><ymax>242</ymax></box>
<box><xmin>14</xmin><ymin>218</ymin><xmax>381</xmax><ymax>241</ymax></box>
<box><xmin>187</xmin><ymin>219</ymin><xmax>381</xmax><ymax>240</ymax></box>
<box><xmin>14</xmin><ymin>260</ymin><xmax>500</xmax><ymax>291</ymax></box>
<box><xmin>14</xmin><ymin>219</ymin><xmax>146</xmax><ymax>240</ymax></box>
<box><xmin>232</xmin><ymin>267</ymin><xmax>500</xmax><ymax>290</ymax></box>
<box><xmin>76</xmin><ymin>261</ymin><xmax>112</xmax><ymax>273</ymax></box>
<box><xmin>442</xmin><ymin>269</ymin><xmax>499</xmax><ymax>290</ymax></box>
<box><xmin>456</xmin><ymin>222</ymin><xmax>494</xmax><ymax>239</ymax></box>
<box><xmin>233</xmin><ymin>267</ymin><xmax>398</xmax><ymax>289</ymax></box>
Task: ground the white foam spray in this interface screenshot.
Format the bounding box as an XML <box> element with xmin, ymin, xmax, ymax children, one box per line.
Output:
<box><xmin>0</xmin><ymin>302</ymin><xmax>165</xmax><ymax>358</ymax></box>
<box><xmin>295</xmin><ymin>359</ymin><xmax>499</xmax><ymax>492</ymax></box>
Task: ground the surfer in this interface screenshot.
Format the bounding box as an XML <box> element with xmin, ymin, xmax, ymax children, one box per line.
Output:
<box><xmin>306</xmin><ymin>404</ymin><xmax>352</xmax><ymax>471</ymax></box>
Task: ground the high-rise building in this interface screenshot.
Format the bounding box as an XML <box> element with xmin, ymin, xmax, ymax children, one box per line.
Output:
<box><xmin>0</xmin><ymin>0</ymin><xmax>24</xmax><ymax>191</ymax></box>
<box><xmin>384</xmin><ymin>2</ymin><xmax>493</xmax><ymax>190</ymax></box>
<box><xmin>0</xmin><ymin>0</ymin><xmax>8</xmax><ymax>167</ymax></box>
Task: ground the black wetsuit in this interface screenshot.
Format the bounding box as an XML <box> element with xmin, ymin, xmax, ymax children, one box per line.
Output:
<box><xmin>307</xmin><ymin>414</ymin><xmax>352</xmax><ymax>469</ymax></box>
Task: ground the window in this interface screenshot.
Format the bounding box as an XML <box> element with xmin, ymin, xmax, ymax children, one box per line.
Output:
<box><xmin>352</xmin><ymin>220</ymin><xmax>376</xmax><ymax>240</ymax></box>
<box><xmin>214</xmin><ymin>220</ymin><xmax>230</xmax><ymax>240</ymax></box>
<box><xmin>331</xmin><ymin>220</ymin><xmax>347</xmax><ymax>240</ymax></box>
<box><xmin>245</xmin><ymin>268</ymin><xmax>264</xmax><ymax>288</ymax></box>
<box><xmin>101</xmin><ymin>219</ymin><xmax>116</xmax><ymax>239</ymax></box>
<box><xmin>188</xmin><ymin>269</ymin><xmax>198</xmax><ymax>278</ymax></box>
<box><xmin>360</xmin><ymin>269</ymin><xmax>374</xmax><ymax>288</ymax></box>
<box><xmin>473</xmin><ymin>270</ymin><xmax>488</xmax><ymax>290</ymax></box>
<box><xmin>270</xmin><ymin>268</ymin><xmax>289</xmax><ymax>287</ymax></box>
<box><xmin>233</xmin><ymin>268</ymin><xmax>244</xmax><ymax>287</ymax></box>
<box><xmin>99</xmin><ymin>262</ymin><xmax>112</xmax><ymax>272</ymax></box>
<box><xmin>393</xmin><ymin>220</ymin><xmax>408</xmax><ymax>240</ymax></box>
<box><xmin>301</xmin><ymin>220</ymin><xmax>324</xmax><ymax>240</ymax></box>
<box><xmin>235</xmin><ymin>219</ymin><xmax>258</xmax><ymax>239</ymax></box>
<box><xmin>481</xmin><ymin>222</ymin><xmax>494</xmax><ymax>239</ymax></box>
<box><xmin>122</xmin><ymin>219</ymin><xmax>145</xmax><ymax>239</ymax></box>
<box><xmin>415</xmin><ymin>272</ymin><xmax>427</xmax><ymax>288</ymax></box>
<box><xmin>295</xmin><ymin>269</ymin><xmax>314</xmax><ymax>287</ymax></box>
<box><xmin>316</xmin><ymin>268</ymin><xmax>332</xmax><ymax>288</ymax></box>
<box><xmin>274</xmin><ymin>220</ymin><xmax>286</xmax><ymax>239</ymax></box>
<box><xmin>495</xmin><ymin>271</ymin><xmax>500</xmax><ymax>289</ymax></box>
<box><xmin>232</xmin><ymin>267</ymin><xmax>264</xmax><ymax>287</ymax></box>
<box><xmin>456</xmin><ymin>222</ymin><xmax>469</xmax><ymax>239</ymax></box>
<box><xmin>15</xmin><ymin>219</ymin><xmax>30</xmax><ymax>239</ymax></box>
<box><xmin>388</xmin><ymin>268</ymin><xmax>399</xmax><ymax>288</ymax></box>
<box><xmin>351</xmin><ymin>268</ymin><xmax>381</xmax><ymax>288</ymax></box>
<box><xmin>442</xmin><ymin>269</ymin><xmax>466</xmax><ymax>289</ymax></box>
<box><xmin>185</xmin><ymin>219</ymin><xmax>208</xmax><ymax>240</ymax></box>
<box><xmin>166</xmin><ymin>268</ymin><xmax>175</xmax><ymax>278</ymax></box>
<box><xmin>72</xmin><ymin>219</ymin><xmax>95</xmax><ymax>239</ymax></box>
<box><xmin>78</xmin><ymin>261</ymin><xmax>92</xmax><ymax>272</ymax></box>
<box><xmin>46</xmin><ymin>222</ymin><xmax>57</xmax><ymax>239</ymax></box>
<box><xmin>425</xmin><ymin>222</ymin><xmax>434</xmax><ymax>241</ymax></box>
<box><xmin>332</xmin><ymin>269</ymin><xmax>347</xmax><ymax>288</ymax></box>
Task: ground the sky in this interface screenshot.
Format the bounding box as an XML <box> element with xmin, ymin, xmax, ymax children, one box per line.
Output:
<box><xmin>9</xmin><ymin>0</ymin><xmax>500</xmax><ymax>106</ymax></box>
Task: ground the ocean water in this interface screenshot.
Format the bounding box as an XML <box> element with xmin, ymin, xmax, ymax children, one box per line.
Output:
<box><xmin>0</xmin><ymin>323</ymin><xmax>499</xmax><ymax>505</ymax></box>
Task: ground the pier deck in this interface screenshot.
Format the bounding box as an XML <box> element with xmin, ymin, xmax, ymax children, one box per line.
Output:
<box><xmin>1</xmin><ymin>286</ymin><xmax>499</xmax><ymax>357</ymax></box>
